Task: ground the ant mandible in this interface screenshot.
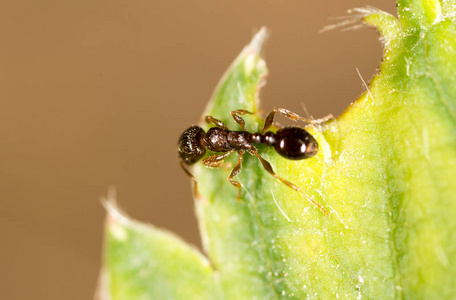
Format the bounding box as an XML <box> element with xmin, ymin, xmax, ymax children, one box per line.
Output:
<box><xmin>178</xmin><ymin>108</ymin><xmax>331</xmax><ymax>216</ymax></box>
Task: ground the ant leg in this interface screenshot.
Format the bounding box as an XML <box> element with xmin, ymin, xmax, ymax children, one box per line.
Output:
<box><xmin>205</xmin><ymin>116</ymin><xmax>228</xmax><ymax>130</ymax></box>
<box><xmin>316</xmin><ymin>114</ymin><xmax>333</xmax><ymax>123</ymax></box>
<box><xmin>261</xmin><ymin>108</ymin><xmax>307</xmax><ymax>133</ymax></box>
<box><xmin>180</xmin><ymin>160</ymin><xmax>200</xmax><ymax>198</ymax></box>
<box><xmin>228</xmin><ymin>150</ymin><xmax>245</xmax><ymax>200</ymax></box>
<box><xmin>230</xmin><ymin>109</ymin><xmax>254</xmax><ymax>130</ymax></box>
<box><xmin>261</xmin><ymin>108</ymin><xmax>333</xmax><ymax>134</ymax></box>
<box><xmin>201</xmin><ymin>150</ymin><xmax>235</xmax><ymax>168</ymax></box>
<box><xmin>248</xmin><ymin>148</ymin><xmax>330</xmax><ymax>216</ymax></box>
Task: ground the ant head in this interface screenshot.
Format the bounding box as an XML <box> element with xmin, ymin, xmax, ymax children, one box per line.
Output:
<box><xmin>273</xmin><ymin>127</ymin><xmax>318</xmax><ymax>160</ymax></box>
<box><xmin>178</xmin><ymin>126</ymin><xmax>206</xmax><ymax>164</ymax></box>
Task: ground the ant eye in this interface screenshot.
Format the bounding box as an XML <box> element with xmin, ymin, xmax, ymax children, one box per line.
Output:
<box><xmin>274</xmin><ymin>127</ymin><xmax>318</xmax><ymax>160</ymax></box>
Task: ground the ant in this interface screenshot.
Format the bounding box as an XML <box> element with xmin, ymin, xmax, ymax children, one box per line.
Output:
<box><xmin>178</xmin><ymin>108</ymin><xmax>331</xmax><ymax>216</ymax></box>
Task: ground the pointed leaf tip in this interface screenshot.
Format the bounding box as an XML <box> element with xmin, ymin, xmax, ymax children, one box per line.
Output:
<box><xmin>203</xmin><ymin>28</ymin><xmax>269</xmax><ymax>125</ymax></box>
<box><xmin>248</xmin><ymin>27</ymin><xmax>269</xmax><ymax>55</ymax></box>
<box><xmin>100</xmin><ymin>192</ymin><xmax>221</xmax><ymax>299</ymax></box>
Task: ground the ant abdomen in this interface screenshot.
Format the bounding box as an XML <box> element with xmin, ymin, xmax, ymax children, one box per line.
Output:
<box><xmin>178</xmin><ymin>125</ymin><xmax>206</xmax><ymax>164</ymax></box>
<box><xmin>273</xmin><ymin>127</ymin><xmax>318</xmax><ymax>160</ymax></box>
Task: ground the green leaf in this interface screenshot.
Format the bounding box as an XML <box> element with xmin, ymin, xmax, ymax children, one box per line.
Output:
<box><xmin>98</xmin><ymin>200</ymin><xmax>221</xmax><ymax>299</ymax></box>
<box><xmin>99</xmin><ymin>1</ymin><xmax>456</xmax><ymax>298</ymax></box>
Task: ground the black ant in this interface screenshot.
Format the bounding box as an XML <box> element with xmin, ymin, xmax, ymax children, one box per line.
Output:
<box><xmin>178</xmin><ymin>108</ymin><xmax>331</xmax><ymax>216</ymax></box>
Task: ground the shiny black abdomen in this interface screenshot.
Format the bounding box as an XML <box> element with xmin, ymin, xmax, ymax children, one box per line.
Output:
<box><xmin>273</xmin><ymin>127</ymin><xmax>318</xmax><ymax>160</ymax></box>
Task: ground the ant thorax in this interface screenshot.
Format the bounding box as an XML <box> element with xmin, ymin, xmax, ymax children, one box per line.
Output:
<box><xmin>204</xmin><ymin>128</ymin><xmax>253</xmax><ymax>152</ymax></box>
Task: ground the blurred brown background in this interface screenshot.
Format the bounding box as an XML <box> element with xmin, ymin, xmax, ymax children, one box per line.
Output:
<box><xmin>1</xmin><ymin>1</ymin><xmax>396</xmax><ymax>299</ymax></box>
